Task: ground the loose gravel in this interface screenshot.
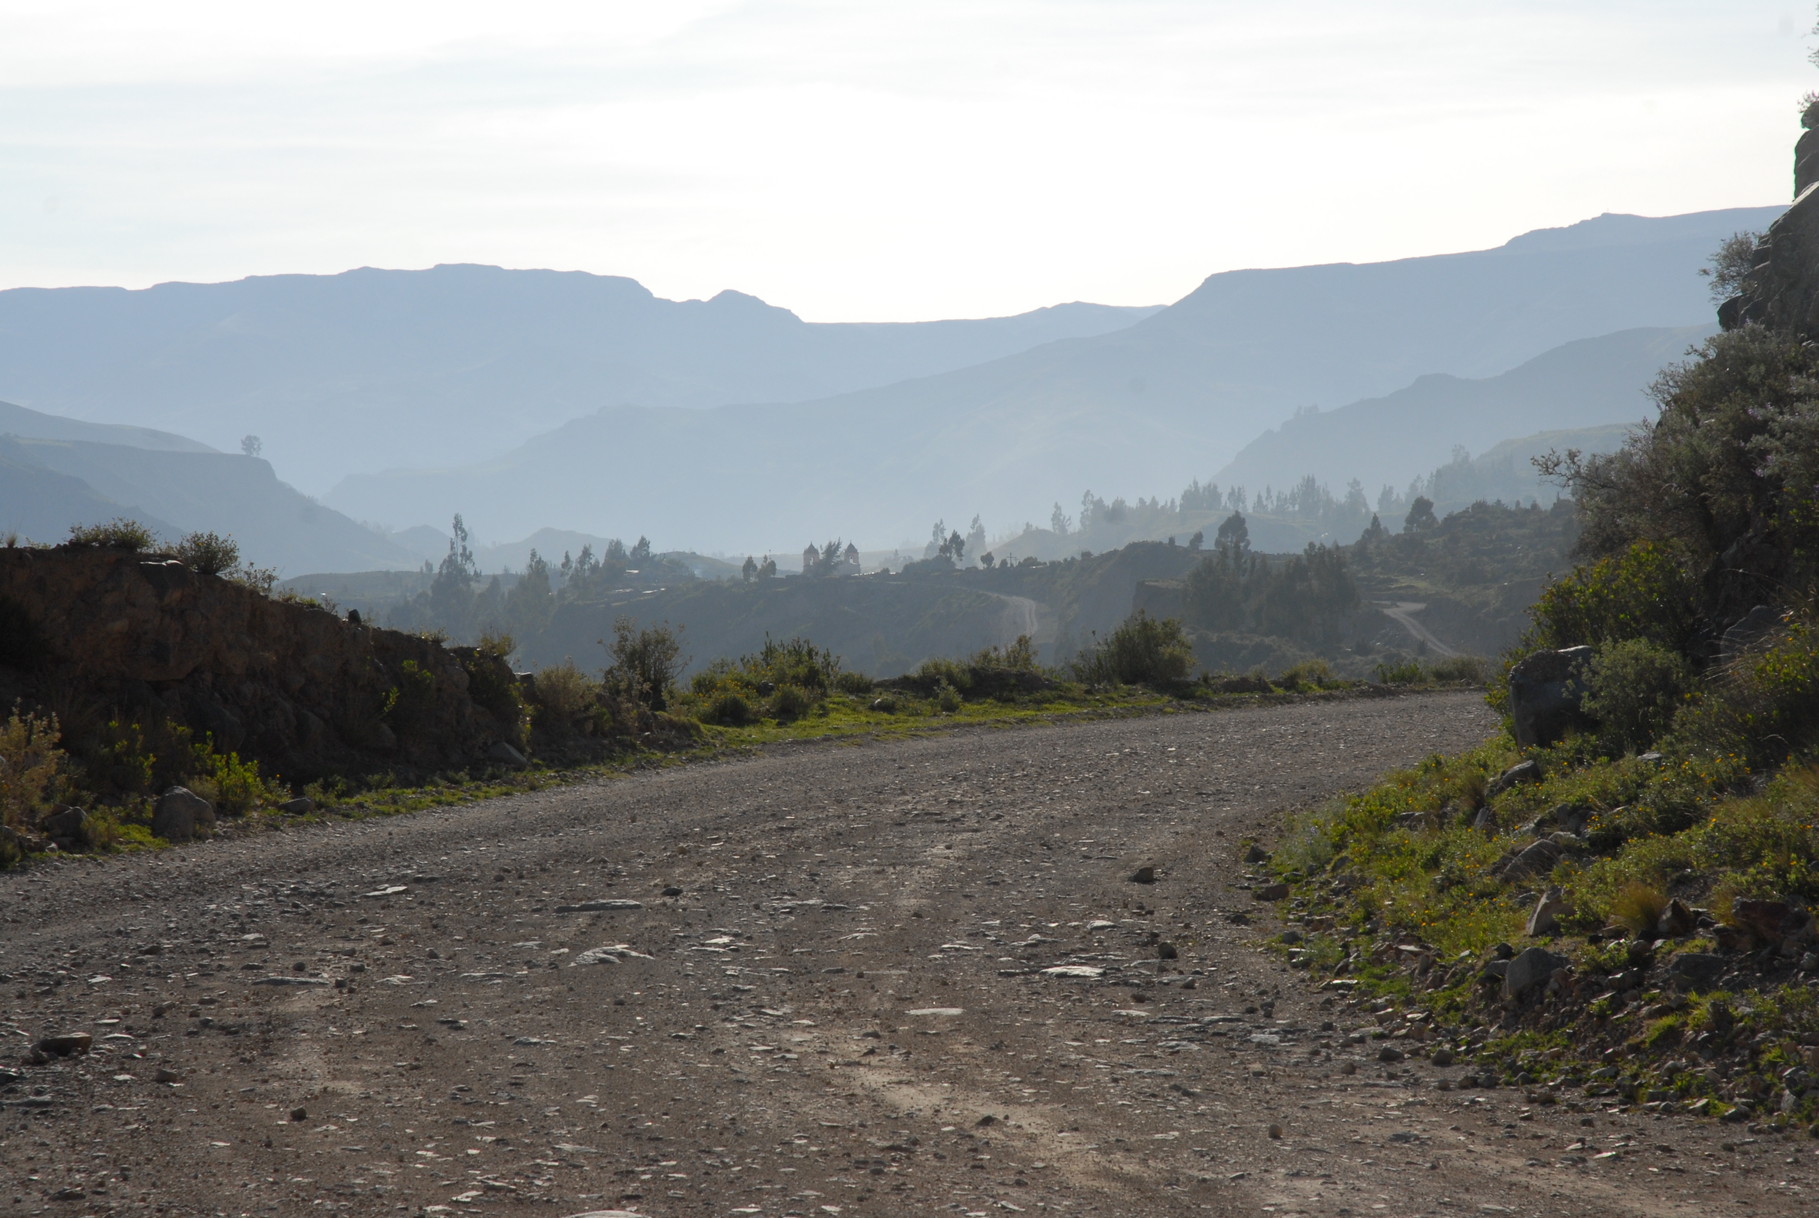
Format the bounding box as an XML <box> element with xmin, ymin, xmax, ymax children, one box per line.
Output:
<box><xmin>4</xmin><ymin>693</ymin><xmax>1815</xmax><ymax>1217</ymax></box>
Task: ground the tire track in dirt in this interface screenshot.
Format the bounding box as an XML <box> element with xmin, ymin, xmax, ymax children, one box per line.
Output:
<box><xmin>5</xmin><ymin>694</ymin><xmax>1814</xmax><ymax>1216</ymax></box>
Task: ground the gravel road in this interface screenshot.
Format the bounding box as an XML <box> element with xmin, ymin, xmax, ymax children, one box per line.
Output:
<box><xmin>4</xmin><ymin>692</ymin><xmax>1815</xmax><ymax>1217</ymax></box>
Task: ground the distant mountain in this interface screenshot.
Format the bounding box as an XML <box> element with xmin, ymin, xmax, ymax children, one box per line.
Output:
<box><xmin>1419</xmin><ymin>423</ymin><xmax>1637</xmax><ymax>514</ymax></box>
<box><xmin>0</xmin><ymin>436</ymin><xmax>181</xmax><ymax>545</ymax></box>
<box><xmin>0</xmin><ymin>398</ymin><xmax>215</xmax><ymax>453</ymax></box>
<box><xmin>0</xmin><ymin>267</ymin><xmax>1161</xmax><ymax>492</ymax></box>
<box><xmin>1211</xmin><ymin>325</ymin><xmax>1712</xmax><ymax>497</ymax></box>
<box><xmin>0</xmin><ymin>399</ymin><xmax>416</xmax><ymax>574</ymax></box>
<box><xmin>325</xmin><ymin>209</ymin><xmax>1777</xmax><ymax>553</ymax></box>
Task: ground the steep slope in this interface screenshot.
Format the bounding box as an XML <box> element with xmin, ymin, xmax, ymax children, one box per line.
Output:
<box><xmin>0</xmin><ymin>398</ymin><xmax>215</xmax><ymax>453</ymax></box>
<box><xmin>9</xmin><ymin>436</ymin><xmax>415</xmax><ymax>574</ymax></box>
<box><xmin>1211</xmin><ymin>325</ymin><xmax>1710</xmax><ymax>495</ymax></box>
<box><xmin>0</xmin><ymin>437</ymin><xmax>181</xmax><ymax>544</ymax></box>
<box><xmin>0</xmin><ymin>267</ymin><xmax>1160</xmax><ymax>490</ymax></box>
<box><xmin>324</xmin><ymin>208</ymin><xmax>1778</xmax><ymax>552</ymax></box>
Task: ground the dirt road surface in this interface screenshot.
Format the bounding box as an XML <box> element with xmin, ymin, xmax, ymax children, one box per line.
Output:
<box><xmin>5</xmin><ymin>693</ymin><xmax>1816</xmax><ymax>1217</ymax></box>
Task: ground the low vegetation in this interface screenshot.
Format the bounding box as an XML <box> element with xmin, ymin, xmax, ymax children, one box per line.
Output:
<box><xmin>1260</xmin><ymin>308</ymin><xmax>1819</xmax><ymax>1134</ymax></box>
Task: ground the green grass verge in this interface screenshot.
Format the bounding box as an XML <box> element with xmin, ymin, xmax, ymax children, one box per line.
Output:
<box><xmin>1264</xmin><ymin>718</ymin><xmax>1819</xmax><ymax>1135</ymax></box>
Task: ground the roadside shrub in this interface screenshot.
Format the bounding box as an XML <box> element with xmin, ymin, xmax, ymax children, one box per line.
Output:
<box><xmin>769</xmin><ymin>684</ymin><xmax>812</xmax><ymax>722</ymax></box>
<box><xmin>752</xmin><ymin>637</ymin><xmax>840</xmax><ymax>692</ymax></box>
<box><xmin>531</xmin><ymin>659</ymin><xmax>597</xmax><ymax>720</ymax></box>
<box><xmin>463</xmin><ymin>632</ymin><xmax>530</xmax><ymax>749</ymax></box>
<box><xmin>231</xmin><ymin>564</ymin><xmax>279</xmax><ymax>597</ymax></box>
<box><xmin>67</xmin><ymin>518</ymin><xmax>155</xmax><ymax>551</ymax></box>
<box><xmin>1673</xmin><ymin>617</ymin><xmax>1819</xmax><ymax>767</ymax></box>
<box><xmin>1374</xmin><ymin>658</ymin><xmax>1425</xmax><ymax>685</ymax></box>
<box><xmin>914</xmin><ymin>657</ymin><xmax>972</xmax><ymax>694</ymax></box>
<box><xmin>1427</xmin><ymin>655</ymin><xmax>1490</xmax><ymax>684</ymax></box>
<box><xmin>973</xmin><ymin>635</ymin><xmax>1038</xmax><ymax>672</ymax></box>
<box><xmin>172</xmin><ymin>530</ymin><xmax>240</xmax><ymax>576</ymax></box>
<box><xmin>1071</xmin><ymin>611</ymin><xmax>1194</xmax><ymax>688</ymax></box>
<box><xmin>933</xmin><ymin>680</ymin><xmax>963</xmax><ymax>714</ymax></box>
<box><xmin>0</xmin><ymin>707</ymin><xmax>66</xmax><ymax>833</ymax></box>
<box><xmin>1583</xmin><ymin>638</ymin><xmax>1694</xmax><ymax>756</ymax></box>
<box><xmin>189</xmin><ymin>738</ymin><xmax>278</xmax><ymax>815</ymax></box>
<box><xmin>834</xmin><ymin>671</ymin><xmax>874</xmax><ymax>695</ymax></box>
<box><xmin>1522</xmin><ymin>541</ymin><xmax>1700</xmax><ymax>656</ymax></box>
<box><xmin>88</xmin><ymin>716</ymin><xmax>204</xmax><ymax>796</ymax></box>
<box><xmin>383</xmin><ymin>660</ymin><xmax>439</xmax><ymax>737</ymax></box>
<box><xmin>603</xmin><ymin>618</ymin><xmax>683</xmax><ymax>712</ymax></box>
<box><xmin>702</xmin><ymin>691</ymin><xmax>754</xmax><ymax>726</ymax></box>
<box><xmin>1276</xmin><ymin>659</ymin><xmax>1338</xmax><ymax>691</ymax></box>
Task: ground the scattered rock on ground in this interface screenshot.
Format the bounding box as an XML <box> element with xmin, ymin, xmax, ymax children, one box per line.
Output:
<box><xmin>1526</xmin><ymin>887</ymin><xmax>1570</xmax><ymax>937</ymax></box>
<box><xmin>1503</xmin><ymin>946</ymin><xmax>1568</xmax><ymax>1001</ymax></box>
<box><xmin>151</xmin><ymin>786</ymin><xmax>215</xmax><ymax>843</ymax></box>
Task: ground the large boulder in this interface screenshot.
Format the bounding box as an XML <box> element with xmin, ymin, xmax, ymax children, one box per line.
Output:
<box><xmin>39</xmin><ymin>806</ymin><xmax>89</xmax><ymax>849</ymax></box>
<box><xmin>1503</xmin><ymin>946</ymin><xmax>1569</xmax><ymax>1001</ymax></box>
<box><xmin>1507</xmin><ymin>646</ymin><xmax>1594</xmax><ymax>748</ymax></box>
<box><xmin>151</xmin><ymin>786</ymin><xmax>216</xmax><ymax>843</ymax></box>
<box><xmin>1665</xmin><ymin>952</ymin><xmax>1726</xmax><ymax>990</ymax></box>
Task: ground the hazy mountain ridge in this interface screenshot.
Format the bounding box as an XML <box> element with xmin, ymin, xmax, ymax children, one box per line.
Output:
<box><xmin>0</xmin><ymin>403</ymin><xmax>415</xmax><ymax>574</ymax></box>
<box><xmin>1211</xmin><ymin>325</ymin><xmax>1713</xmax><ymax>495</ymax></box>
<box><xmin>325</xmin><ymin>209</ymin><xmax>1776</xmax><ymax>554</ymax></box>
<box><xmin>0</xmin><ymin>265</ymin><xmax>1162</xmax><ymax>491</ymax></box>
<box><xmin>0</xmin><ymin>398</ymin><xmax>215</xmax><ymax>454</ymax></box>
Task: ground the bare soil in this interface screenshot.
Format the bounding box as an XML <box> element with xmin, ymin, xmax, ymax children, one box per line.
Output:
<box><xmin>4</xmin><ymin>693</ymin><xmax>1815</xmax><ymax>1217</ymax></box>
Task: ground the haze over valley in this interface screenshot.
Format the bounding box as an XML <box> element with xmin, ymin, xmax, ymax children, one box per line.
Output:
<box><xmin>0</xmin><ymin>205</ymin><xmax>1778</xmax><ymax>567</ymax></box>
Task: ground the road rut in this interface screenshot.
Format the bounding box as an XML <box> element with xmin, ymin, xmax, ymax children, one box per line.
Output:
<box><xmin>4</xmin><ymin>693</ymin><xmax>1814</xmax><ymax>1217</ymax></box>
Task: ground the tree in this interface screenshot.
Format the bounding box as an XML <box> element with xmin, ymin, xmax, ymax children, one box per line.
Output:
<box><xmin>1403</xmin><ymin>496</ymin><xmax>1438</xmax><ymax>532</ymax></box>
<box><xmin>1215</xmin><ymin>510</ymin><xmax>1249</xmax><ymax>555</ymax></box>
<box><xmin>980</xmin><ymin>551</ymin><xmax>996</xmax><ymax>569</ymax></box>
<box><xmin>605</xmin><ymin>538</ymin><xmax>628</xmax><ymax>563</ymax></box>
<box><xmin>240</xmin><ymin>434</ymin><xmax>263</xmax><ymax>459</ymax></box>
<box><xmin>947</xmin><ymin>530</ymin><xmax>966</xmax><ymax>566</ymax></box>
<box><xmin>440</xmin><ymin>514</ymin><xmax>477</xmax><ymax>581</ymax></box>
<box><xmin>758</xmin><ymin>556</ymin><xmax>777</xmax><ymax>580</ymax></box>
<box><xmin>742</xmin><ymin>556</ymin><xmax>758</xmax><ymax>583</ymax></box>
<box><xmin>967</xmin><ymin>515</ymin><xmax>986</xmax><ymax>556</ymax></box>
<box><xmin>926</xmin><ymin>519</ymin><xmax>948</xmax><ymax>559</ymax></box>
<box><xmin>1050</xmin><ymin>502</ymin><xmax>1072</xmax><ymax>535</ymax></box>
<box><xmin>505</xmin><ymin>548</ymin><xmax>554</xmax><ymax>635</ymax></box>
<box><xmin>630</xmin><ymin>536</ymin><xmax>652</xmax><ymax>565</ymax></box>
<box><xmin>1700</xmin><ymin>230</ymin><xmax>1764</xmax><ymax>304</ymax></box>
<box><xmin>1187</xmin><ymin>529</ymin><xmax>1204</xmax><ymax>551</ymax></box>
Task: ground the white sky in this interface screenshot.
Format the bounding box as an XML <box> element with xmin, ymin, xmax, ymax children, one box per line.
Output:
<box><xmin>1</xmin><ymin>0</ymin><xmax>1812</xmax><ymax>321</ymax></box>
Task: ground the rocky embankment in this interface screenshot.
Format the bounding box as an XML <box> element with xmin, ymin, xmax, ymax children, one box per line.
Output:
<box><xmin>0</xmin><ymin>546</ymin><xmax>525</xmax><ymax>785</ymax></box>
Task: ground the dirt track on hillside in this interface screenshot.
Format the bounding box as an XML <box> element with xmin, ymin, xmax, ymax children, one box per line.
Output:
<box><xmin>4</xmin><ymin>693</ymin><xmax>1816</xmax><ymax>1217</ymax></box>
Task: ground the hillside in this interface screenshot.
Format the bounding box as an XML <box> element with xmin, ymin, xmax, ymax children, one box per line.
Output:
<box><xmin>0</xmin><ymin>267</ymin><xmax>1160</xmax><ymax>490</ymax></box>
<box><xmin>325</xmin><ymin>208</ymin><xmax>1779</xmax><ymax>552</ymax></box>
<box><xmin>1211</xmin><ymin>325</ymin><xmax>1708</xmax><ymax>496</ymax></box>
<box><xmin>0</xmin><ymin>401</ymin><xmax>417</xmax><ymax>574</ymax></box>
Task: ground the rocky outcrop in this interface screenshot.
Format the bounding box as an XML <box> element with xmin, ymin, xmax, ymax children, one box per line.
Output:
<box><xmin>0</xmin><ymin>546</ymin><xmax>523</xmax><ymax>783</ymax></box>
<box><xmin>1506</xmin><ymin>645</ymin><xmax>1593</xmax><ymax>748</ymax></box>
<box><xmin>1722</xmin><ymin>107</ymin><xmax>1819</xmax><ymax>337</ymax></box>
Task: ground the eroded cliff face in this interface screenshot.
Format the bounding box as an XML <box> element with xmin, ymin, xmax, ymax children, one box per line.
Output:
<box><xmin>0</xmin><ymin>546</ymin><xmax>523</xmax><ymax>784</ymax></box>
<box><xmin>1722</xmin><ymin>107</ymin><xmax>1819</xmax><ymax>336</ymax></box>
